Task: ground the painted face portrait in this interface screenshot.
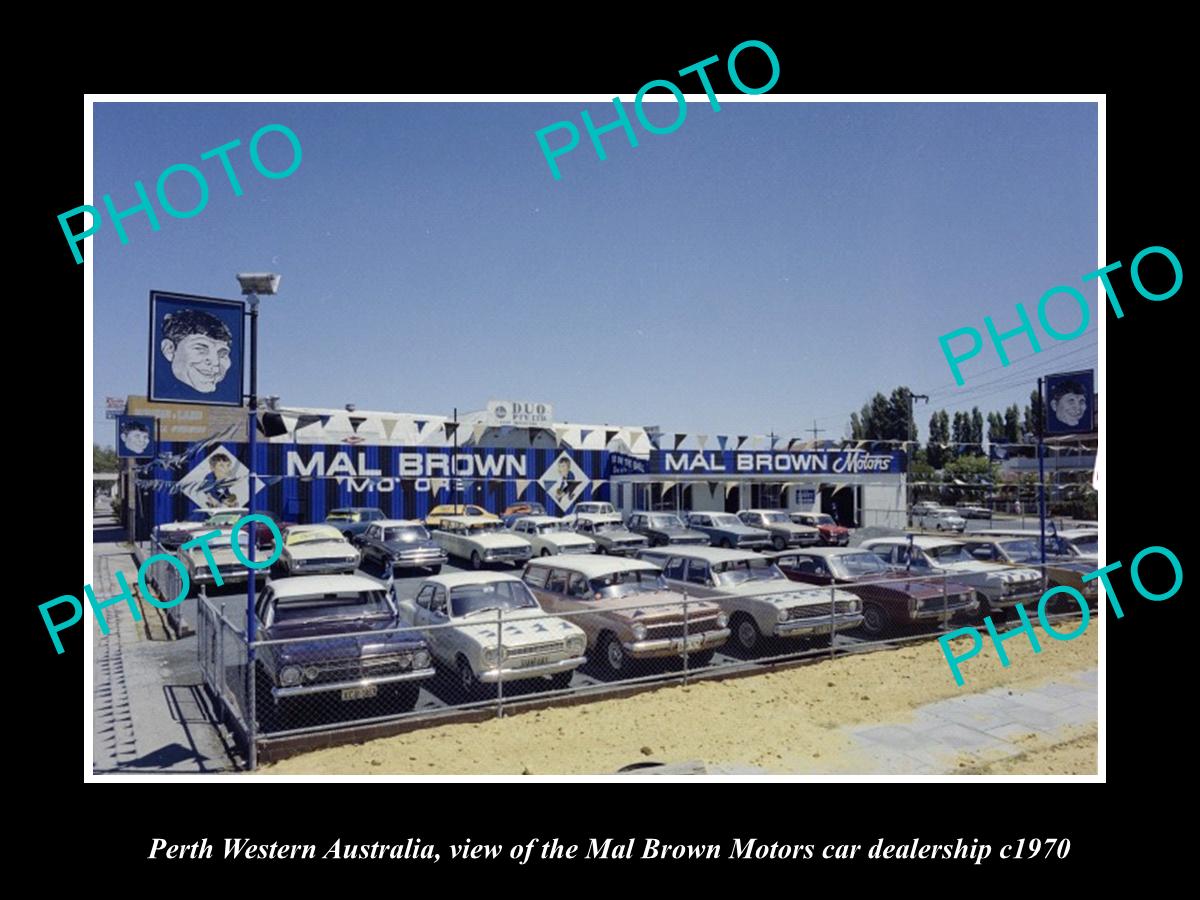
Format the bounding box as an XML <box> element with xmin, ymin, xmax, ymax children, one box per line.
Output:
<box><xmin>210</xmin><ymin>457</ymin><xmax>233</xmax><ymax>480</ymax></box>
<box><xmin>121</xmin><ymin>428</ymin><xmax>151</xmax><ymax>454</ymax></box>
<box><xmin>161</xmin><ymin>332</ymin><xmax>232</xmax><ymax>393</ymax></box>
<box><xmin>1051</xmin><ymin>392</ymin><xmax>1087</xmax><ymax>427</ymax></box>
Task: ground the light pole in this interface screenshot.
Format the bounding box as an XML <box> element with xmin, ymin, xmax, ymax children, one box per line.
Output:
<box><xmin>236</xmin><ymin>273</ymin><xmax>281</xmax><ymax>653</ymax></box>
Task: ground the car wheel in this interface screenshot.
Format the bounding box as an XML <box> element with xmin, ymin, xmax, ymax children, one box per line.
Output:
<box><xmin>860</xmin><ymin>603</ymin><xmax>890</xmax><ymax>639</ymax></box>
<box><xmin>427</xmin><ymin>565</ymin><xmax>441</xmax><ymax>575</ymax></box>
<box><xmin>687</xmin><ymin>649</ymin><xmax>715</xmax><ymax>668</ymax></box>
<box><xmin>456</xmin><ymin>656</ymin><xmax>483</xmax><ymax>701</ymax></box>
<box><xmin>595</xmin><ymin>632</ymin><xmax>627</xmax><ymax>678</ymax></box>
<box><xmin>548</xmin><ymin>670</ymin><xmax>573</xmax><ymax>691</ymax></box>
<box><xmin>732</xmin><ymin>613</ymin><xmax>761</xmax><ymax>654</ymax></box>
<box><xmin>470</xmin><ymin>551</ymin><xmax>483</xmax><ymax>570</ymax></box>
<box><xmin>540</xmin><ymin>548</ymin><xmax>552</xmax><ymax>557</ymax></box>
<box><xmin>772</xmin><ymin>535</ymin><xmax>787</xmax><ymax>551</ymax></box>
<box><xmin>597</xmin><ymin>546</ymin><xmax>608</xmax><ymax>555</ymax></box>
<box><xmin>719</xmin><ymin>538</ymin><xmax>732</xmax><ymax>549</ymax></box>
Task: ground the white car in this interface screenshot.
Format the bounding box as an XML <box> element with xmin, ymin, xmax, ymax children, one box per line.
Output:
<box><xmin>639</xmin><ymin>546</ymin><xmax>863</xmax><ymax>654</ymax></box>
<box><xmin>182</xmin><ymin>529</ymin><xmax>252</xmax><ymax>586</ymax></box>
<box><xmin>572</xmin><ymin>513</ymin><xmax>648</xmax><ymax>556</ymax></box>
<box><xmin>737</xmin><ymin>509</ymin><xmax>820</xmax><ymax>550</ymax></box>
<box><xmin>279</xmin><ymin>524</ymin><xmax>360</xmax><ymax>576</ymax></box>
<box><xmin>914</xmin><ymin>507</ymin><xmax>967</xmax><ymax>532</ymax></box>
<box><xmin>509</xmin><ymin>515</ymin><xmax>596</xmax><ymax>556</ymax></box>
<box><xmin>861</xmin><ymin>536</ymin><xmax>1043</xmax><ymax>615</ymax></box>
<box><xmin>155</xmin><ymin>506</ymin><xmax>248</xmax><ymax>549</ymax></box>
<box><xmin>433</xmin><ymin>516</ymin><xmax>532</xmax><ymax>569</ymax></box>
<box><xmin>398</xmin><ymin>572</ymin><xmax>587</xmax><ymax>698</ymax></box>
<box><xmin>573</xmin><ymin>501</ymin><xmax>618</xmax><ymax>519</ymax></box>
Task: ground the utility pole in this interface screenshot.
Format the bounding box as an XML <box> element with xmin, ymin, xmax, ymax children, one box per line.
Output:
<box><xmin>807</xmin><ymin>419</ymin><xmax>825</xmax><ymax>444</ymax></box>
<box><xmin>907</xmin><ymin>392</ymin><xmax>929</xmax><ymax>526</ymax></box>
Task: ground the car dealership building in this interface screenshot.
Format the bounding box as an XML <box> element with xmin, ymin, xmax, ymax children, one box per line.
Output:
<box><xmin>122</xmin><ymin>398</ymin><xmax>909</xmax><ymax>540</ymax></box>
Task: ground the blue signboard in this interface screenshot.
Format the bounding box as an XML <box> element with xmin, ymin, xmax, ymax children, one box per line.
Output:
<box><xmin>148</xmin><ymin>291</ymin><xmax>244</xmax><ymax>406</ymax></box>
<box><xmin>644</xmin><ymin>449</ymin><xmax>906</xmax><ymax>476</ymax></box>
<box><xmin>116</xmin><ymin>415</ymin><xmax>157</xmax><ymax>458</ymax></box>
<box><xmin>1044</xmin><ymin>369</ymin><xmax>1094</xmax><ymax>435</ymax></box>
<box><xmin>607</xmin><ymin>452</ymin><xmax>650</xmax><ymax>476</ymax></box>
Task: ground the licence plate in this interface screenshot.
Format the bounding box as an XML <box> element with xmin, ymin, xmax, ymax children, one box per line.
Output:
<box><xmin>673</xmin><ymin>634</ymin><xmax>705</xmax><ymax>651</ymax></box>
<box><xmin>810</xmin><ymin>623</ymin><xmax>834</xmax><ymax>635</ymax></box>
<box><xmin>341</xmin><ymin>685</ymin><xmax>377</xmax><ymax>701</ymax></box>
<box><xmin>521</xmin><ymin>656</ymin><xmax>554</xmax><ymax>668</ymax></box>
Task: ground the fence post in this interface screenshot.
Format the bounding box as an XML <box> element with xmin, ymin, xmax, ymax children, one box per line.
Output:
<box><xmin>942</xmin><ymin>572</ymin><xmax>949</xmax><ymax>629</ymax></box>
<box><xmin>247</xmin><ymin>635</ymin><xmax>257</xmax><ymax>772</ymax></box>
<box><xmin>829</xmin><ymin>584</ymin><xmax>835</xmax><ymax>660</ymax></box>
<box><xmin>682</xmin><ymin>586</ymin><xmax>690</xmax><ymax>685</ymax></box>
<box><xmin>496</xmin><ymin>608</ymin><xmax>504</xmax><ymax>719</ymax></box>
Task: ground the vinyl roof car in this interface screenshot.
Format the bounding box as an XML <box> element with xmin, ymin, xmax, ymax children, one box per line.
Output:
<box><xmin>524</xmin><ymin>556</ymin><xmax>659</xmax><ymax>578</ymax></box>
<box><xmin>865</xmin><ymin>536</ymin><xmax>964</xmax><ymax>550</ymax></box>
<box><xmin>421</xmin><ymin>572</ymin><xmax>526</xmax><ymax>590</ymax></box>
<box><xmin>640</xmin><ymin>546</ymin><xmax>761</xmax><ymax>565</ymax></box>
<box><xmin>268</xmin><ymin>574</ymin><xmax>386</xmax><ymax>600</ymax></box>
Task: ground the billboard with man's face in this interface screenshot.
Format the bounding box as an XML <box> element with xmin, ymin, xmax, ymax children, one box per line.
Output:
<box><xmin>116</xmin><ymin>415</ymin><xmax>157</xmax><ymax>458</ymax></box>
<box><xmin>148</xmin><ymin>291</ymin><xmax>244</xmax><ymax>406</ymax></box>
<box><xmin>1044</xmin><ymin>369</ymin><xmax>1095</xmax><ymax>435</ymax></box>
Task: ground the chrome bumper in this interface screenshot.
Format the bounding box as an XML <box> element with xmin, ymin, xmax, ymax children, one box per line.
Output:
<box><xmin>393</xmin><ymin>551</ymin><xmax>449</xmax><ymax>567</ymax></box>
<box><xmin>190</xmin><ymin>567</ymin><xmax>249</xmax><ymax>585</ymax></box>
<box><xmin>479</xmin><ymin>655</ymin><xmax>586</xmax><ymax>683</ymax></box>
<box><xmin>991</xmin><ymin>589</ymin><xmax>1044</xmax><ymax>609</ymax></box>
<box><xmin>290</xmin><ymin>561</ymin><xmax>358</xmax><ymax>575</ymax></box>
<box><xmin>272</xmin><ymin>667</ymin><xmax>435</xmax><ymax>699</ymax></box>
<box><xmin>775</xmin><ymin>613</ymin><xmax>864</xmax><ymax>637</ymax></box>
<box><xmin>483</xmin><ymin>550</ymin><xmax>533</xmax><ymax>562</ymax></box>
<box><xmin>913</xmin><ymin>600</ymin><xmax>979</xmax><ymax>619</ymax></box>
<box><xmin>737</xmin><ymin>539</ymin><xmax>773</xmax><ymax>549</ymax></box>
<box><xmin>624</xmin><ymin>629</ymin><xmax>730</xmax><ymax>658</ymax></box>
<box><xmin>606</xmin><ymin>544</ymin><xmax>646</xmax><ymax>556</ymax></box>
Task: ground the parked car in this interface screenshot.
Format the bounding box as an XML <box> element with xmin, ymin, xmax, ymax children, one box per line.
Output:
<box><xmin>253</xmin><ymin>574</ymin><xmax>435</xmax><ymax>726</ymax></box>
<box><xmin>737</xmin><ymin>509</ymin><xmax>819</xmax><ymax>550</ymax></box>
<box><xmin>244</xmin><ymin>510</ymin><xmax>296</xmax><ymax>551</ymax></box>
<box><xmin>509</xmin><ymin>515</ymin><xmax>596</xmax><ymax>556</ymax></box>
<box><xmin>501</xmin><ymin>502</ymin><xmax>547</xmax><ymax>527</ymax></box>
<box><xmin>425</xmin><ymin>504</ymin><xmax>500</xmax><ymax>529</ymax></box>
<box><xmin>155</xmin><ymin>507</ymin><xmax>248</xmax><ymax>549</ymax></box>
<box><xmin>957</xmin><ymin>532</ymin><xmax>1098</xmax><ymax>605</ymax></box>
<box><xmin>572</xmin><ymin>514</ymin><xmax>648</xmax><ymax>556</ymax></box>
<box><xmin>573</xmin><ymin>501</ymin><xmax>619</xmax><ymax>519</ymax></box>
<box><xmin>788</xmin><ymin>511</ymin><xmax>850</xmax><ymax>546</ymax></box>
<box><xmin>770</xmin><ymin>547</ymin><xmax>978</xmax><ymax>638</ymax></box>
<box><xmin>638</xmin><ymin>546</ymin><xmax>862</xmax><ymax>654</ymax></box>
<box><xmin>910</xmin><ymin>501</ymin><xmax>940</xmax><ymax>517</ymax></box>
<box><xmin>397</xmin><ymin>572</ymin><xmax>587</xmax><ymax>698</ymax></box>
<box><xmin>182</xmin><ymin>529</ymin><xmax>253</xmax><ymax>588</ymax></box>
<box><xmin>955</xmin><ymin>504</ymin><xmax>993</xmax><ymax>520</ymax></box>
<box><xmin>684</xmin><ymin>512</ymin><xmax>771</xmax><ymax>550</ymax></box>
<box><xmin>860</xmin><ymin>536</ymin><xmax>1043</xmax><ymax>616</ymax></box>
<box><xmin>625</xmin><ymin>511</ymin><xmax>710</xmax><ymax>547</ymax></box>
<box><xmin>278</xmin><ymin>524</ymin><xmax>361</xmax><ymax>576</ymax></box>
<box><xmin>325</xmin><ymin>507</ymin><xmax>386</xmax><ymax>541</ymax></box>
<box><xmin>913</xmin><ymin>507</ymin><xmax>967</xmax><ymax>532</ymax></box>
<box><xmin>522</xmin><ymin>556</ymin><xmax>729</xmax><ymax>676</ymax></box>
<box><xmin>1054</xmin><ymin>529</ymin><xmax>1098</xmax><ymax>562</ymax></box>
<box><xmin>433</xmin><ymin>516</ymin><xmax>532</xmax><ymax>569</ymax></box>
<box><xmin>356</xmin><ymin>519</ymin><xmax>447</xmax><ymax>574</ymax></box>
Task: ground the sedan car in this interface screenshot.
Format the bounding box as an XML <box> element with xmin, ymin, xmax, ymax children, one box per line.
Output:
<box><xmin>625</xmin><ymin>511</ymin><xmax>710</xmax><ymax>547</ymax></box>
<box><xmin>278</xmin><ymin>524</ymin><xmax>361</xmax><ymax>576</ymax></box>
<box><xmin>788</xmin><ymin>511</ymin><xmax>850</xmax><ymax>546</ymax></box>
<box><xmin>253</xmin><ymin>575</ymin><xmax>435</xmax><ymax>727</ymax></box>
<box><xmin>955</xmin><ymin>504</ymin><xmax>993</xmax><ymax>520</ymax></box>
<box><xmin>572</xmin><ymin>514</ymin><xmax>648</xmax><ymax>556</ymax></box>
<box><xmin>737</xmin><ymin>509</ymin><xmax>819</xmax><ymax>550</ymax></box>
<box><xmin>639</xmin><ymin>547</ymin><xmax>862</xmax><ymax>654</ymax></box>
<box><xmin>155</xmin><ymin>507</ymin><xmax>248</xmax><ymax>549</ymax></box>
<box><xmin>182</xmin><ymin>529</ymin><xmax>253</xmax><ymax>588</ymax></box>
<box><xmin>684</xmin><ymin>512</ymin><xmax>772</xmax><ymax>550</ymax></box>
<box><xmin>957</xmin><ymin>533</ymin><xmax>1098</xmax><ymax>606</ymax></box>
<box><xmin>914</xmin><ymin>507</ymin><xmax>967</xmax><ymax>532</ymax></box>
<box><xmin>573</xmin><ymin>501</ymin><xmax>619</xmax><ymax>519</ymax></box>
<box><xmin>771</xmin><ymin>547</ymin><xmax>978</xmax><ymax>638</ymax></box>
<box><xmin>501</xmin><ymin>501</ymin><xmax>547</xmax><ymax>527</ymax></box>
<box><xmin>432</xmin><ymin>516</ymin><xmax>532</xmax><ymax>569</ymax></box>
<box><xmin>522</xmin><ymin>556</ymin><xmax>729</xmax><ymax>676</ymax></box>
<box><xmin>398</xmin><ymin>572</ymin><xmax>587</xmax><ymax>699</ymax></box>
<box><xmin>325</xmin><ymin>507</ymin><xmax>386</xmax><ymax>541</ymax></box>
<box><xmin>425</xmin><ymin>504</ymin><xmax>500</xmax><ymax>529</ymax></box>
<box><xmin>509</xmin><ymin>516</ymin><xmax>596</xmax><ymax>556</ymax></box>
<box><xmin>356</xmin><ymin>519</ymin><xmax>447</xmax><ymax>574</ymax></box>
<box><xmin>861</xmin><ymin>536</ymin><xmax>1043</xmax><ymax>617</ymax></box>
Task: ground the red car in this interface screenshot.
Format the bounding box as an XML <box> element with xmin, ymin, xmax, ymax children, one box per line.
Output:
<box><xmin>789</xmin><ymin>512</ymin><xmax>850</xmax><ymax>546</ymax></box>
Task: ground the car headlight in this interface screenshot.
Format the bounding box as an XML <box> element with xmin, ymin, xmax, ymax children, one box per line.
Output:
<box><xmin>279</xmin><ymin>666</ymin><xmax>302</xmax><ymax>687</ymax></box>
<box><xmin>567</xmin><ymin>635</ymin><xmax>586</xmax><ymax>654</ymax></box>
<box><xmin>716</xmin><ymin>613</ymin><xmax>728</xmax><ymax>629</ymax></box>
<box><xmin>482</xmin><ymin>647</ymin><xmax>498</xmax><ymax>667</ymax></box>
<box><xmin>484</xmin><ymin>550</ymin><xmax>496</xmax><ymax>559</ymax></box>
<box><xmin>632</xmin><ymin>623</ymin><xmax>647</xmax><ymax>641</ymax></box>
<box><xmin>302</xmin><ymin>666</ymin><xmax>320</xmax><ymax>682</ymax></box>
<box><xmin>777</xmin><ymin>607</ymin><xmax>789</xmax><ymax>623</ymax></box>
<box><xmin>414</xmin><ymin>649</ymin><xmax>431</xmax><ymax>669</ymax></box>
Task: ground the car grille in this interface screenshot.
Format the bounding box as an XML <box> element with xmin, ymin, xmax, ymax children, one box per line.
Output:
<box><xmin>489</xmin><ymin>548</ymin><xmax>529</xmax><ymax>559</ymax></box>
<box><xmin>789</xmin><ymin>601</ymin><xmax>856</xmax><ymax>620</ymax></box>
<box><xmin>310</xmin><ymin>652</ymin><xmax>418</xmax><ymax>683</ymax></box>
<box><xmin>562</xmin><ymin>546</ymin><xmax>594</xmax><ymax>554</ymax></box>
<box><xmin>672</xmin><ymin>537</ymin><xmax>706</xmax><ymax>545</ymax></box>
<box><xmin>918</xmin><ymin>593</ymin><xmax>975</xmax><ymax>611</ymax></box>
<box><xmin>299</xmin><ymin>557</ymin><xmax>353</xmax><ymax>567</ymax></box>
<box><xmin>645</xmin><ymin>617</ymin><xmax>722</xmax><ymax>639</ymax></box>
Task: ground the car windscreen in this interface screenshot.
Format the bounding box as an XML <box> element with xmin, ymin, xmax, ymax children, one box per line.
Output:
<box><xmin>589</xmin><ymin>570</ymin><xmax>668</xmax><ymax>599</ymax></box>
<box><xmin>286</xmin><ymin>528</ymin><xmax>345</xmax><ymax>546</ymax></box>
<box><xmin>650</xmin><ymin>515</ymin><xmax>684</xmax><ymax>529</ymax></box>
<box><xmin>273</xmin><ymin>590</ymin><xmax>392</xmax><ymax>623</ymax></box>
<box><xmin>206</xmin><ymin>513</ymin><xmax>242</xmax><ymax>526</ymax></box>
<box><xmin>537</xmin><ymin>522</ymin><xmax>570</xmax><ymax>533</ymax></box>
<box><xmin>998</xmin><ymin>539</ymin><xmax>1041</xmax><ymax>562</ymax></box>
<box><xmin>1070</xmin><ymin>535</ymin><xmax>1098</xmax><ymax>554</ymax></box>
<box><xmin>814</xmin><ymin>515</ymin><xmax>836</xmax><ymax>526</ymax></box>
<box><xmin>925</xmin><ymin>544</ymin><xmax>974</xmax><ymax>563</ymax></box>
<box><xmin>710</xmin><ymin>514</ymin><xmax>741</xmax><ymax>527</ymax></box>
<box><xmin>763</xmin><ymin>512</ymin><xmax>789</xmax><ymax>523</ymax></box>
<box><xmin>450</xmin><ymin>581</ymin><xmax>539</xmax><ymax>617</ymax></box>
<box><xmin>829</xmin><ymin>552</ymin><xmax>890</xmax><ymax>578</ymax></box>
<box><xmin>325</xmin><ymin>512</ymin><xmax>355</xmax><ymax>522</ymax></box>
<box><xmin>384</xmin><ymin>526</ymin><xmax>429</xmax><ymax>541</ymax></box>
<box><xmin>596</xmin><ymin>521</ymin><xmax>625</xmax><ymax>533</ymax></box>
<box><xmin>714</xmin><ymin>559</ymin><xmax>786</xmax><ymax>585</ymax></box>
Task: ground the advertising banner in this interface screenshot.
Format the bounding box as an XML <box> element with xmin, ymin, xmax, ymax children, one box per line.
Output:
<box><xmin>148</xmin><ymin>290</ymin><xmax>244</xmax><ymax>406</ymax></box>
<box><xmin>1044</xmin><ymin>369</ymin><xmax>1095</xmax><ymax>435</ymax></box>
<box><xmin>115</xmin><ymin>415</ymin><xmax>157</xmax><ymax>458</ymax></box>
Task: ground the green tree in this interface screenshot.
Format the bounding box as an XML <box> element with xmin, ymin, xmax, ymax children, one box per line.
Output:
<box><xmin>952</xmin><ymin>411</ymin><xmax>969</xmax><ymax>446</ymax></box>
<box><xmin>1023</xmin><ymin>388</ymin><xmax>1044</xmax><ymax>438</ymax></box>
<box><xmin>969</xmin><ymin>407</ymin><xmax>984</xmax><ymax>449</ymax></box>
<box><xmin>1004</xmin><ymin>404</ymin><xmax>1021</xmax><ymax>444</ymax></box>
<box><xmin>849</xmin><ymin>412</ymin><xmax>863</xmax><ymax>440</ymax></box>
<box><xmin>926</xmin><ymin>410</ymin><xmax>950</xmax><ymax>469</ymax></box>
<box><xmin>93</xmin><ymin>444</ymin><xmax>119</xmax><ymax>473</ymax></box>
<box><xmin>987</xmin><ymin>412</ymin><xmax>1004</xmax><ymax>443</ymax></box>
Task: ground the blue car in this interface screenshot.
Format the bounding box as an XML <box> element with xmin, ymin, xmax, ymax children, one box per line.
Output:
<box><xmin>685</xmin><ymin>512</ymin><xmax>772</xmax><ymax>550</ymax></box>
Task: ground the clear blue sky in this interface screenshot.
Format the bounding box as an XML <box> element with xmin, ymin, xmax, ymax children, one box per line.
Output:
<box><xmin>92</xmin><ymin>100</ymin><xmax>1098</xmax><ymax>445</ymax></box>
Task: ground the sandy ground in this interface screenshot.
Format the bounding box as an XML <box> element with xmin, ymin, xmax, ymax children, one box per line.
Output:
<box><xmin>265</xmin><ymin>620</ymin><xmax>1097</xmax><ymax>776</ymax></box>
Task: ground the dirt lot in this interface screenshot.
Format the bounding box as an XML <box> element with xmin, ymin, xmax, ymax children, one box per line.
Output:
<box><xmin>265</xmin><ymin>621</ymin><xmax>1097</xmax><ymax>776</ymax></box>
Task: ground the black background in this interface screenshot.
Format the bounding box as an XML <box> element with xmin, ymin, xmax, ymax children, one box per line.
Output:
<box><xmin>21</xmin><ymin>21</ymin><xmax>1188</xmax><ymax>884</ymax></box>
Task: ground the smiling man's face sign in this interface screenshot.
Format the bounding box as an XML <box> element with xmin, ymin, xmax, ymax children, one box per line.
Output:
<box><xmin>122</xmin><ymin>429</ymin><xmax>150</xmax><ymax>454</ymax></box>
<box><xmin>162</xmin><ymin>334</ymin><xmax>232</xmax><ymax>392</ymax></box>
<box><xmin>1052</xmin><ymin>392</ymin><xmax>1087</xmax><ymax>427</ymax></box>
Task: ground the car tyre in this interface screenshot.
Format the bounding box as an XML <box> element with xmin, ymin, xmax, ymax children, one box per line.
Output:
<box><xmin>595</xmin><ymin>632</ymin><xmax>627</xmax><ymax>678</ymax></box>
<box><xmin>540</xmin><ymin>548</ymin><xmax>552</xmax><ymax>557</ymax></box>
<box><xmin>860</xmin><ymin>603</ymin><xmax>890</xmax><ymax>639</ymax></box>
<box><xmin>597</xmin><ymin>546</ymin><xmax>608</xmax><ymax>555</ymax></box>
<box><xmin>732</xmin><ymin>613</ymin><xmax>762</xmax><ymax>655</ymax></box>
<box><xmin>470</xmin><ymin>551</ymin><xmax>483</xmax><ymax>570</ymax></box>
<box><xmin>719</xmin><ymin>538</ymin><xmax>732</xmax><ymax>549</ymax></box>
<box><xmin>772</xmin><ymin>535</ymin><xmax>787</xmax><ymax>551</ymax></box>
<box><xmin>427</xmin><ymin>565</ymin><xmax>441</xmax><ymax>575</ymax></box>
<box><xmin>455</xmin><ymin>656</ymin><xmax>484</xmax><ymax>701</ymax></box>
